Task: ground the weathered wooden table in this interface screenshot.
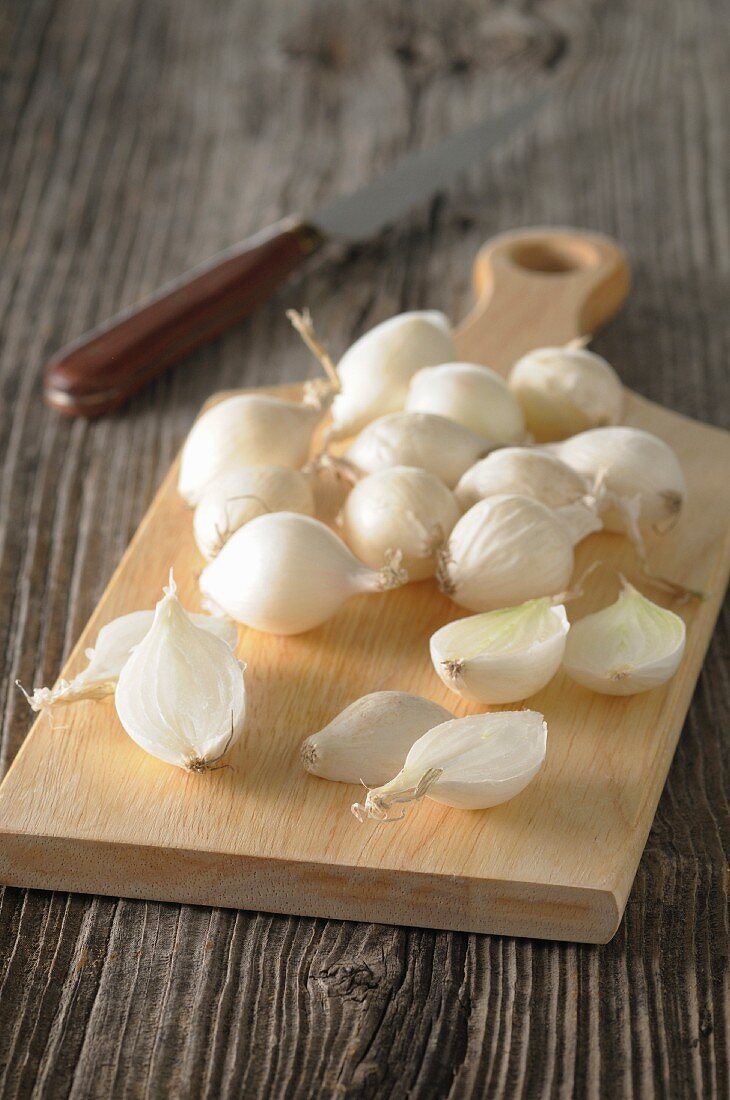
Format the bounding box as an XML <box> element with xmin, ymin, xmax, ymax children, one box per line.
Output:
<box><xmin>1</xmin><ymin>1</ymin><xmax>728</xmax><ymax>1096</ymax></box>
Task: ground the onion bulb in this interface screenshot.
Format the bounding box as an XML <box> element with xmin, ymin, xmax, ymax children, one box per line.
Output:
<box><xmin>345</xmin><ymin>411</ymin><xmax>489</xmax><ymax>489</ymax></box>
<box><xmin>563</xmin><ymin>579</ymin><xmax>686</xmax><ymax>695</ymax></box>
<box><xmin>193</xmin><ymin>465</ymin><xmax>315</xmax><ymax>560</ymax></box>
<box><xmin>178</xmin><ymin>395</ymin><xmax>323</xmax><ymax>505</ymax></box>
<box><xmin>455</xmin><ymin>447</ymin><xmax>589</xmax><ymax>512</ymax></box>
<box><xmin>438</xmin><ymin>494</ymin><xmax>586</xmax><ymax>612</ymax></box>
<box><xmin>339</xmin><ymin>466</ymin><xmax>461</xmax><ymax>581</ymax></box>
<box><xmin>115</xmin><ymin>575</ymin><xmax>246</xmax><ymax>771</ymax></box>
<box><xmin>301</xmin><ymin>691</ymin><xmax>452</xmax><ymax>786</ymax></box>
<box><xmin>549</xmin><ymin>426</ymin><xmax>686</xmax><ymax>532</ymax></box>
<box><xmin>430</xmin><ymin>598</ymin><xmax>569</xmax><ymax>704</ymax></box>
<box><xmin>199</xmin><ymin>512</ymin><xmax>408</xmax><ymax>635</ymax></box>
<box><xmin>329</xmin><ymin>311</ymin><xmax>456</xmax><ymax>439</ymax></box>
<box><xmin>406</xmin><ymin>362</ymin><xmax>525</xmax><ymax>444</ymax></box>
<box><xmin>353</xmin><ymin>710</ymin><xmax>547</xmax><ymax>820</ymax></box>
<box><xmin>509</xmin><ymin>346</ymin><xmax>624</xmax><ymax>441</ymax></box>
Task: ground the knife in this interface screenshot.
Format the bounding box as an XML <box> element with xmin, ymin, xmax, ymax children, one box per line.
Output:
<box><xmin>44</xmin><ymin>93</ymin><xmax>547</xmax><ymax>417</ymax></box>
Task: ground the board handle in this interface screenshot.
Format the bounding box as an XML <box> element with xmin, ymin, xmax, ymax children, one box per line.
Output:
<box><xmin>455</xmin><ymin>227</ymin><xmax>630</xmax><ymax>374</ymax></box>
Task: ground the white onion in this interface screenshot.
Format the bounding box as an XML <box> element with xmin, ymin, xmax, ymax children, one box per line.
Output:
<box><xmin>549</xmin><ymin>426</ymin><xmax>686</xmax><ymax>532</ymax></box>
<box><xmin>301</xmin><ymin>692</ymin><xmax>452</xmax><ymax>786</ymax></box>
<box><xmin>115</xmin><ymin>577</ymin><xmax>245</xmax><ymax>770</ymax></box>
<box><xmin>438</xmin><ymin>494</ymin><xmax>579</xmax><ymax>612</ymax></box>
<box><xmin>193</xmin><ymin>465</ymin><xmax>315</xmax><ymax>560</ymax></box>
<box><xmin>406</xmin><ymin>362</ymin><xmax>525</xmax><ymax>444</ymax></box>
<box><xmin>329</xmin><ymin>311</ymin><xmax>456</xmax><ymax>439</ymax></box>
<box><xmin>178</xmin><ymin>395</ymin><xmax>322</xmax><ymax>505</ymax></box>
<box><xmin>199</xmin><ymin>512</ymin><xmax>407</xmax><ymax>635</ymax></box>
<box><xmin>430</xmin><ymin>599</ymin><xmax>569</xmax><ymax>704</ymax></box>
<box><xmin>345</xmin><ymin>411</ymin><xmax>489</xmax><ymax>489</ymax></box>
<box><xmin>339</xmin><ymin>466</ymin><xmax>461</xmax><ymax>581</ymax></box>
<box><xmin>563</xmin><ymin>580</ymin><xmax>686</xmax><ymax>695</ymax></box>
<box><xmin>509</xmin><ymin>346</ymin><xmax>624</xmax><ymax>441</ymax></box>
<box><xmin>353</xmin><ymin>710</ymin><xmax>547</xmax><ymax>819</ymax></box>
<box><xmin>455</xmin><ymin>447</ymin><xmax>589</xmax><ymax>512</ymax></box>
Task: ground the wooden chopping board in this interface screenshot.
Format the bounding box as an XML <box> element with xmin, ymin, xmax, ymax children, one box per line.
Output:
<box><xmin>1</xmin><ymin>227</ymin><xmax>729</xmax><ymax>944</ymax></box>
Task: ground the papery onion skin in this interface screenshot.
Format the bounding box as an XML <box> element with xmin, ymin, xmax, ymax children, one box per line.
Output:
<box><xmin>430</xmin><ymin>600</ymin><xmax>569</xmax><ymax>704</ymax></box>
<box><xmin>509</xmin><ymin>347</ymin><xmax>624</xmax><ymax>442</ymax></box>
<box><xmin>330</xmin><ymin>311</ymin><xmax>456</xmax><ymax>439</ymax></box>
<box><xmin>563</xmin><ymin>583</ymin><xmax>686</xmax><ymax>695</ymax></box>
<box><xmin>345</xmin><ymin>411</ymin><xmax>490</xmax><ymax>489</ymax></box>
<box><xmin>199</xmin><ymin>512</ymin><xmax>407</xmax><ymax>635</ymax></box>
<box><xmin>178</xmin><ymin>395</ymin><xmax>322</xmax><ymax>505</ymax></box>
<box><xmin>439</xmin><ymin>494</ymin><xmax>575</xmax><ymax>612</ymax></box>
<box><xmin>84</xmin><ymin>609</ymin><xmax>238</xmax><ymax>680</ymax></box>
<box><xmin>405</xmin><ymin>362</ymin><xmax>525</xmax><ymax>445</ymax></box>
<box><xmin>548</xmin><ymin>426</ymin><xmax>687</xmax><ymax>533</ymax></box>
<box><xmin>339</xmin><ymin>466</ymin><xmax>461</xmax><ymax>581</ymax></box>
<box><xmin>193</xmin><ymin>465</ymin><xmax>315</xmax><ymax>560</ymax></box>
<box><xmin>18</xmin><ymin>608</ymin><xmax>237</xmax><ymax>712</ymax></box>
<box><xmin>301</xmin><ymin>691</ymin><xmax>452</xmax><ymax>786</ymax></box>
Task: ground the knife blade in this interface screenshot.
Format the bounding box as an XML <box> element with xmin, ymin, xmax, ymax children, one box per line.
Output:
<box><xmin>311</xmin><ymin>93</ymin><xmax>547</xmax><ymax>241</ymax></box>
<box><xmin>44</xmin><ymin>92</ymin><xmax>547</xmax><ymax>417</ymax></box>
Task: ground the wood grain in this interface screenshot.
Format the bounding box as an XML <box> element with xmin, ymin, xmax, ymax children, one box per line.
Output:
<box><xmin>0</xmin><ymin>0</ymin><xmax>728</xmax><ymax>1095</ymax></box>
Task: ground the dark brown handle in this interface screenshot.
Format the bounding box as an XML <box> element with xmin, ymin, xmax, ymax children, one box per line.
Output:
<box><xmin>43</xmin><ymin>218</ymin><xmax>324</xmax><ymax>417</ymax></box>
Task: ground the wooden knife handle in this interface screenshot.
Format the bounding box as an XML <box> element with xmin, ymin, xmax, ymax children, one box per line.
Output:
<box><xmin>44</xmin><ymin>218</ymin><xmax>324</xmax><ymax>417</ymax></box>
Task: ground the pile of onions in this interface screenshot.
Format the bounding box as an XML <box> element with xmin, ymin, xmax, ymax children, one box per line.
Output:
<box><xmin>30</xmin><ymin>308</ymin><xmax>696</xmax><ymax>803</ymax></box>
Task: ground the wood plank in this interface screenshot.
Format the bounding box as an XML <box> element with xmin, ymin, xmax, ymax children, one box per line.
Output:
<box><xmin>2</xmin><ymin>227</ymin><xmax>728</xmax><ymax>944</ymax></box>
<box><xmin>1</xmin><ymin>0</ymin><xmax>729</xmax><ymax>1094</ymax></box>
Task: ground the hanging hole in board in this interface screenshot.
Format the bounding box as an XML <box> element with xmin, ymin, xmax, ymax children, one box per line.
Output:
<box><xmin>508</xmin><ymin>238</ymin><xmax>599</xmax><ymax>275</ymax></box>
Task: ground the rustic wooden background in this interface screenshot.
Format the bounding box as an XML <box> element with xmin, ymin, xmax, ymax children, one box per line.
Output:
<box><xmin>1</xmin><ymin>0</ymin><xmax>728</xmax><ymax>1096</ymax></box>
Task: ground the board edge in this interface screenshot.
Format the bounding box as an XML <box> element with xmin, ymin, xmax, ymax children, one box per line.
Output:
<box><xmin>0</xmin><ymin>828</ymin><xmax>623</xmax><ymax>944</ymax></box>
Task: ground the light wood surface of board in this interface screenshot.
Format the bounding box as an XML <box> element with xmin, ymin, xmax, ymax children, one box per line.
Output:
<box><xmin>1</xmin><ymin>228</ymin><xmax>728</xmax><ymax>944</ymax></box>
